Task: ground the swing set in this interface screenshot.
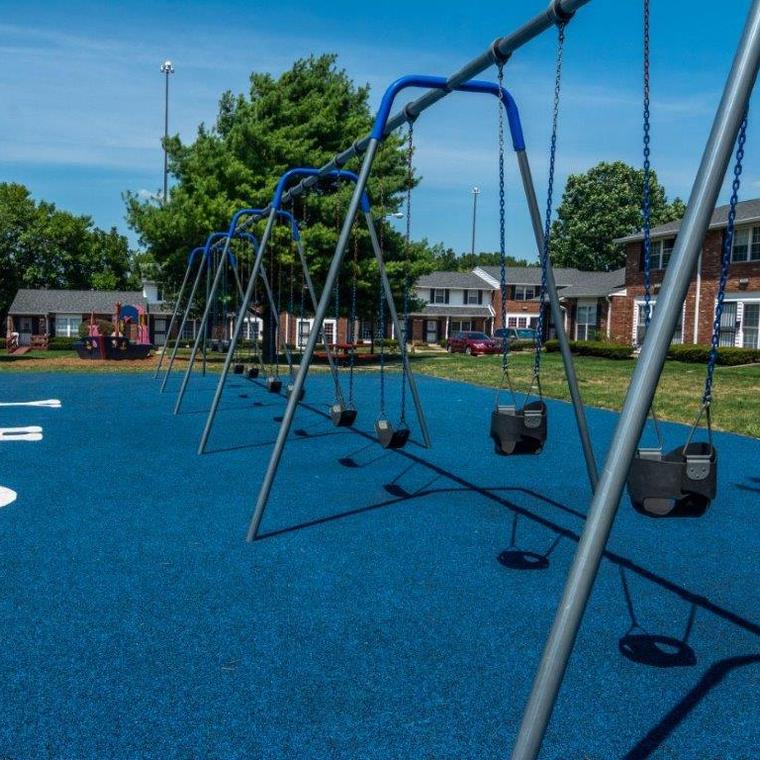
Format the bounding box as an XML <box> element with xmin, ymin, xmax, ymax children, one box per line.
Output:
<box><xmin>157</xmin><ymin>0</ymin><xmax>760</xmax><ymax>755</ymax></box>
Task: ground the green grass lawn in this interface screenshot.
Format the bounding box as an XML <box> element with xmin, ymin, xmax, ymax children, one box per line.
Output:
<box><xmin>2</xmin><ymin>348</ymin><xmax>759</xmax><ymax>438</ymax></box>
<box><xmin>407</xmin><ymin>351</ymin><xmax>760</xmax><ymax>439</ymax></box>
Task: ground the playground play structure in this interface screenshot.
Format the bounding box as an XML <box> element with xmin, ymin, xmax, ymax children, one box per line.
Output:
<box><xmin>152</xmin><ymin>0</ymin><xmax>760</xmax><ymax>756</ymax></box>
<box><xmin>73</xmin><ymin>301</ymin><xmax>152</xmax><ymax>360</ymax></box>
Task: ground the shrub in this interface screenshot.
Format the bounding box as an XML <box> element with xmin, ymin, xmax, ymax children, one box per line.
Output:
<box><xmin>379</xmin><ymin>338</ymin><xmax>399</xmax><ymax>353</ymax></box>
<box><xmin>544</xmin><ymin>339</ymin><xmax>633</xmax><ymax>360</ymax></box>
<box><xmin>667</xmin><ymin>344</ymin><xmax>760</xmax><ymax>366</ymax></box>
<box><xmin>78</xmin><ymin>322</ymin><xmax>90</xmax><ymax>338</ymax></box>
<box><xmin>47</xmin><ymin>337</ymin><xmax>79</xmax><ymax>351</ymax></box>
<box><xmin>0</xmin><ymin>338</ymin><xmax>6</xmax><ymax>350</ymax></box>
<box><xmin>97</xmin><ymin>319</ymin><xmax>115</xmax><ymax>337</ymax></box>
<box><xmin>508</xmin><ymin>339</ymin><xmax>533</xmax><ymax>352</ymax></box>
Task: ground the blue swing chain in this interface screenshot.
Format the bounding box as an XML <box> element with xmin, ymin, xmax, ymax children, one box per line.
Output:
<box><xmin>400</xmin><ymin>122</ymin><xmax>414</xmax><ymax>426</ymax></box>
<box><xmin>642</xmin><ymin>0</ymin><xmax>653</xmax><ymax>330</ymax></box>
<box><xmin>703</xmin><ymin>116</ymin><xmax>748</xmax><ymax>409</ymax></box>
<box><xmin>533</xmin><ymin>21</ymin><xmax>566</xmax><ymax>380</ymax></box>
<box><xmin>378</xmin><ymin>263</ymin><xmax>386</xmax><ymax>417</ymax></box>
<box><xmin>497</xmin><ymin>63</ymin><xmax>508</xmax><ymax>372</ymax></box>
<box><xmin>348</xmin><ymin>227</ymin><xmax>358</xmax><ymax>405</ymax></box>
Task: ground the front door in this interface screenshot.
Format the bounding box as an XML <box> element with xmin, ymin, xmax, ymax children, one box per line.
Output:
<box><xmin>425</xmin><ymin>319</ymin><xmax>438</xmax><ymax>344</ymax></box>
<box><xmin>153</xmin><ymin>318</ymin><xmax>167</xmax><ymax>346</ymax></box>
<box><xmin>18</xmin><ymin>317</ymin><xmax>33</xmax><ymax>346</ymax></box>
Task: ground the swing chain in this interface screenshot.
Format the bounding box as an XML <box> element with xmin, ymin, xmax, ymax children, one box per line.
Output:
<box><xmin>348</xmin><ymin>225</ymin><xmax>358</xmax><ymax>403</ymax></box>
<box><xmin>703</xmin><ymin>115</ymin><xmax>748</xmax><ymax>408</ymax></box>
<box><xmin>497</xmin><ymin>62</ymin><xmax>508</xmax><ymax>371</ymax></box>
<box><xmin>534</xmin><ymin>21</ymin><xmax>565</xmax><ymax>379</ymax></box>
<box><xmin>642</xmin><ymin>0</ymin><xmax>653</xmax><ymax>328</ymax></box>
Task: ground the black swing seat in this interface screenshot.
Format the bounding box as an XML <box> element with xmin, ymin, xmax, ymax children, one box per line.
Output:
<box><xmin>375</xmin><ymin>419</ymin><xmax>410</xmax><ymax>450</ymax></box>
<box><xmin>627</xmin><ymin>442</ymin><xmax>717</xmax><ymax>518</ymax></box>
<box><xmin>233</xmin><ymin>363</ymin><xmax>244</xmax><ymax>375</ymax></box>
<box><xmin>247</xmin><ymin>366</ymin><xmax>260</xmax><ymax>379</ymax></box>
<box><xmin>266</xmin><ymin>377</ymin><xmax>282</xmax><ymax>393</ymax></box>
<box><xmin>330</xmin><ymin>403</ymin><xmax>357</xmax><ymax>428</ymax></box>
<box><xmin>490</xmin><ymin>401</ymin><xmax>547</xmax><ymax>456</ymax></box>
<box><xmin>286</xmin><ymin>383</ymin><xmax>305</xmax><ymax>402</ymax></box>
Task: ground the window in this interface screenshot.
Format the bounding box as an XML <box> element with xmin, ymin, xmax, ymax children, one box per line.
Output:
<box><xmin>646</xmin><ymin>238</ymin><xmax>675</xmax><ymax>270</ymax></box>
<box><xmin>466</xmin><ymin>290</ymin><xmax>480</xmax><ymax>305</ymax></box>
<box><xmin>322</xmin><ymin>320</ymin><xmax>336</xmax><ymax>345</ymax></box>
<box><xmin>731</xmin><ymin>226</ymin><xmax>760</xmax><ymax>262</ymax></box>
<box><xmin>635</xmin><ymin>301</ymin><xmax>682</xmax><ymax>347</ymax></box>
<box><xmin>517</xmin><ymin>317</ymin><xmax>528</xmax><ymax>328</ymax></box>
<box><xmin>433</xmin><ymin>289</ymin><xmax>446</xmax><ymax>304</ymax></box>
<box><xmin>181</xmin><ymin>321</ymin><xmax>196</xmax><ymax>340</ymax></box>
<box><xmin>298</xmin><ymin>320</ymin><xmax>311</xmax><ymax>348</ymax></box>
<box><xmin>450</xmin><ymin>320</ymin><xmax>472</xmax><ymax>333</ymax></box>
<box><xmin>243</xmin><ymin>317</ymin><xmax>261</xmax><ymax>341</ymax></box>
<box><xmin>361</xmin><ymin>321</ymin><xmax>378</xmax><ymax>341</ymax></box>
<box><xmin>55</xmin><ymin>315</ymin><xmax>81</xmax><ymax>338</ymax></box>
<box><xmin>742</xmin><ymin>303</ymin><xmax>759</xmax><ymax>348</ymax></box>
<box><xmin>575</xmin><ymin>303</ymin><xmax>597</xmax><ymax>341</ymax></box>
<box><xmin>718</xmin><ymin>302</ymin><xmax>737</xmax><ymax>347</ymax></box>
<box><xmin>507</xmin><ymin>317</ymin><xmax>517</xmax><ymax>328</ymax></box>
<box><xmin>514</xmin><ymin>285</ymin><xmax>536</xmax><ymax>301</ymax></box>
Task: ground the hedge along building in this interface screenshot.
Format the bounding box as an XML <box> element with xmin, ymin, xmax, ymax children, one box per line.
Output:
<box><xmin>614</xmin><ymin>198</ymin><xmax>760</xmax><ymax>349</ymax></box>
<box><xmin>5</xmin><ymin>281</ymin><xmax>177</xmax><ymax>348</ymax></box>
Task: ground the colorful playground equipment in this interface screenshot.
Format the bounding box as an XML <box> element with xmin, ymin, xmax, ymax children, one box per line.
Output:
<box><xmin>74</xmin><ymin>301</ymin><xmax>152</xmax><ymax>360</ymax></box>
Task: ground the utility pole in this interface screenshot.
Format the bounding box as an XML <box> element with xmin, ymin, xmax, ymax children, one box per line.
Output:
<box><xmin>160</xmin><ymin>60</ymin><xmax>175</xmax><ymax>204</ymax></box>
<box><xmin>470</xmin><ymin>186</ymin><xmax>480</xmax><ymax>256</ymax></box>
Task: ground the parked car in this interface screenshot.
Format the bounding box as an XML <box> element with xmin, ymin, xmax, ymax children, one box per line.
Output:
<box><xmin>493</xmin><ymin>327</ymin><xmax>538</xmax><ymax>345</ymax></box>
<box><xmin>447</xmin><ymin>331</ymin><xmax>499</xmax><ymax>355</ymax></box>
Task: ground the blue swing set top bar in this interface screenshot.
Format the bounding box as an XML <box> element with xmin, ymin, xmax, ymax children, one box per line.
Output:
<box><xmin>253</xmin><ymin>0</ymin><xmax>589</xmax><ymax>210</ymax></box>
<box><xmin>370</xmin><ymin>75</ymin><xmax>525</xmax><ymax>149</ymax></box>
<box><xmin>271</xmin><ymin>167</ymin><xmax>371</xmax><ymax>213</ymax></box>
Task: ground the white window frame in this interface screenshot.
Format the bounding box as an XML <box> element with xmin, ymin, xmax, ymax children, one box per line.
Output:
<box><xmin>741</xmin><ymin>301</ymin><xmax>760</xmax><ymax>348</ymax></box>
<box><xmin>731</xmin><ymin>225</ymin><xmax>760</xmax><ymax>263</ymax></box>
<box><xmin>240</xmin><ymin>316</ymin><xmax>262</xmax><ymax>341</ymax></box>
<box><xmin>465</xmin><ymin>289</ymin><xmax>480</xmax><ymax>305</ymax></box>
<box><xmin>450</xmin><ymin>320</ymin><xmax>472</xmax><ymax>333</ymax></box>
<box><xmin>650</xmin><ymin>238</ymin><xmax>675</xmax><ymax>271</ymax></box>
<box><xmin>297</xmin><ymin>318</ymin><xmax>336</xmax><ymax>347</ymax></box>
<box><xmin>575</xmin><ymin>300</ymin><xmax>597</xmax><ymax>341</ymax></box>
<box><xmin>633</xmin><ymin>299</ymin><xmax>684</xmax><ymax>347</ymax></box>
<box><xmin>514</xmin><ymin>285</ymin><xmax>536</xmax><ymax>301</ymax></box>
<box><xmin>432</xmin><ymin>288</ymin><xmax>446</xmax><ymax>304</ymax></box>
<box><xmin>55</xmin><ymin>314</ymin><xmax>82</xmax><ymax>338</ymax></box>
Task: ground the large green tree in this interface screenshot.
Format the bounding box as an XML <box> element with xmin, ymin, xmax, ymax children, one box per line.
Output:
<box><xmin>125</xmin><ymin>55</ymin><xmax>414</xmax><ymax>321</ymax></box>
<box><xmin>0</xmin><ymin>183</ymin><xmax>136</xmax><ymax>319</ymax></box>
<box><xmin>549</xmin><ymin>161</ymin><xmax>686</xmax><ymax>271</ymax></box>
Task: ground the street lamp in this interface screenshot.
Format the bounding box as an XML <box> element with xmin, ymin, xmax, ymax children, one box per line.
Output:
<box><xmin>160</xmin><ymin>59</ymin><xmax>175</xmax><ymax>204</ymax></box>
<box><xmin>470</xmin><ymin>186</ymin><xmax>480</xmax><ymax>256</ymax></box>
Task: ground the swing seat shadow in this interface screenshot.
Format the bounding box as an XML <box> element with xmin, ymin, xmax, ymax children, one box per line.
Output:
<box><xmin>619</xmin><ymin>633</ymin><xmax>697</xmax><ymax>668</ymax></box>
<box><xmin>497</xmin><ymin>549</ymin><xmax>550</xmax><ymax>571</ymax></box>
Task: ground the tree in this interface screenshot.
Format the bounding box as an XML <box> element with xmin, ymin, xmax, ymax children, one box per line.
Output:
<box><xmin>125</xmin><ymin>54</ymin><xmax>413</xmax><ymax>322</ymax></box>
<box><xmin>549</xmin><ymin>161</ymin><xmax>686</xmax><ymax>271</ymax></box>
<box><xmin>0</xmin><ymin>183</ymin><xmax>136</xmax><ymax>320</ymax></box>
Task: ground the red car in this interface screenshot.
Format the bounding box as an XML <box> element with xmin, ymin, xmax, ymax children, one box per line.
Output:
<box><xmin>447</xmin><ymin>331</ymin><xmax>500</xmax><ymax>356</ymax></box>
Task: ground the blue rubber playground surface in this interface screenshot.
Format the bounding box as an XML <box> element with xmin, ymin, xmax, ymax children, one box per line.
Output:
<box><xmin>1</xmin><ymin>369</ymin><xmax>758</xmax><ymax>758</ymax></box>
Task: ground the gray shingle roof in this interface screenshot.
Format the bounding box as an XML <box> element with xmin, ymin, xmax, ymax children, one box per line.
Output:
<box><xmin>615</xmin><ymin>198</ymin><xmax>760</xmax><ymax>243</ymax></box>
<box><xmin>415</xmin><ymin>271</ymin><xmax>493</xmax><ymax>289</ymax></box>
<box><xmin>410</xmin><ymin>305</ymin><xmax>493</xmax><ymax>318</ymax></box>
<box><xmin>476</xmin><ymin>265</ymin><xmax>588</xmax><ymax>287</ymax></box>
<box><xmin>556</xmin><ymin>268</ymin><xmax>627</xmax><ymax>298</ymax></box>
<box><xmin>8</xmin><ymin>289</ymin><xmax>147</xmax><ymax>315</ymax></box>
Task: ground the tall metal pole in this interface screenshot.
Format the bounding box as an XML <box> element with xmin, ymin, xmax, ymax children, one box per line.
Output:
<box><xmin>471</xmin><ymin>186</ymin><xmax>480</xmax><ymax>256</ymax></box>
<box><xmin>160</xmin><ymin>60</ymin><xmax>174</xmax><ymax>205</ymax></box>
<box><xmin>516</xmin><ymin>151</ymin><xmax>598</xmax><ymax>489</ymax></box>
<box><xmin>511</xmin><ymin>3</ymin><xmax>760</xmax><ymax>757</ymax></box>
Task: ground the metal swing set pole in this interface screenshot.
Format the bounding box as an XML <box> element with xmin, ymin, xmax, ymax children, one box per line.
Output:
<box><xmin>512</xmin><ymin>2</ymin><xmax>760</xmax><ymax>757</ymax></box>
<box><xmin>153</xmin><ymin>246</ymin><xmax>203</xmax><ymax>379</ymax></box>
<box><xmin>160</xmin><ymin>234</ymin><xmax>224</xmax><ymax>392</ymax></box>
<box><xmin>198</xmin><ymin>169</ymin><xmax>383</xmax><ymax>455</ymax></box>
<box><xmin>246</xmin><ymin>69</ymin><xmax>597</xmax><ymax>540</ymax></box>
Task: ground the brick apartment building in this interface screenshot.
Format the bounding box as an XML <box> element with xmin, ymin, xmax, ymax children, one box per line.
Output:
<box><xmin>614</xmin><ymin>198</ymin><xmax>760</xmax><ymax>348</ymax></box>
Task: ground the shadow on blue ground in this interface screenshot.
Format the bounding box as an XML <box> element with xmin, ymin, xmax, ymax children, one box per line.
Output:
<box><xmin>0</xmin><ymin>371</ymin><xmax>758</xmax><ymax>759</ymax></box>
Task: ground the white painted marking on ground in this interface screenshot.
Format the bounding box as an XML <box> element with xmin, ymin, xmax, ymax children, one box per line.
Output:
<box><xmin>0</xmin><ymin>486</ymin><xmax>17</xmax><ymax>507</ymax></box>
<box><xmin>0</xmin><ymin>399</ymin><xmax>61</xmax><ymax>408</ymax></box>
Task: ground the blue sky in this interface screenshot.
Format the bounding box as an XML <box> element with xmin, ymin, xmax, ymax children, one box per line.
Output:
<box><xmin>0</xmin><ymin>0</ymin><xmax>757</xmax><ymax>261</ymax></box>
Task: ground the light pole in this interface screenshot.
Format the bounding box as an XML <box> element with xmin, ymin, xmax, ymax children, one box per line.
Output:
<box><xmin>160</xmin><ymin>59</ymin><xmax>175</xmax><ymax>204</ymax></box>
<box><xmin>470</xmin><ymin>186</ymin><xmax>480</xmax><ymax>256</ymax></box>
